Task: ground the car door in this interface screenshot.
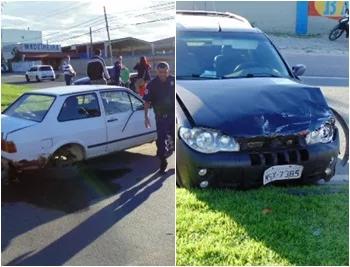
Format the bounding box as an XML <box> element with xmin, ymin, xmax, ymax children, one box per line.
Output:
<box><xmin>29</xmin><ymin>67</ymin><xmax>37</xmax><ymax>78</ymax></box>
<box><xmin>126</xmin><ymin>91</ymin><xmax>157</xmax><ymax>145</ymax></box>
<box><xmin>100</xmin><ymin>90</ymin><xmax>156</xmax><ymax>152</ymax></box>
<box><xmin>56</xmin><ymin>92</ymin><xmax>108</xmax><ymax>158</ymax></box>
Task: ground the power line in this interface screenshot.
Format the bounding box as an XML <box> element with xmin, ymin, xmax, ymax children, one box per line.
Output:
<box><xmin>20</xmin><ymin>2</ymin><xmax>174</xmax><ymax>44</ymax></box>
<box><xmin>48</xmin><ymin>5</ymin><xmax>174</xmax><ymax>43</ymax></box>
<box><xmin>31</xmin><ymin>2</ymin><xmax>84</xmax><ymax>21</ymax></box>
<box><xmin>52</xmin><ymin>16</ymin><xmax>174</xmax><ymax>45</ymax></box>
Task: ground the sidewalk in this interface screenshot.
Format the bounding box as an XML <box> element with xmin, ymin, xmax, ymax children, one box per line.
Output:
<box><xmin>268</xmin><ymin>34</ymin><xmax>349</xmax><ymax>56</ymax></box>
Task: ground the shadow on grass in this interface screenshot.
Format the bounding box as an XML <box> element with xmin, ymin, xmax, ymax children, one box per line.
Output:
<box><xmin>182</xmin><ymin>184</ymin><xmax>349</xmax><ymax>266</ymax></box>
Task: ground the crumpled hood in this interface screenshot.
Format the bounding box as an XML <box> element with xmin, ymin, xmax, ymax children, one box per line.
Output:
<box><xmin>1</xmin><ymin>115</ymin><xmax>38</xmax><ymax>139</ymax></box>
<box><xmin>176</xmin><ymin>78</ymin><xmax>333</xmax><ymax>137</ymax></box>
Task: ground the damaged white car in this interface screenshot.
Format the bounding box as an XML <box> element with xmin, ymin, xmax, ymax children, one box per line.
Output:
<box><xmin>1</xmin><ymin>85</ymin><xmax>158</xmax><ymax>181</ymax></box>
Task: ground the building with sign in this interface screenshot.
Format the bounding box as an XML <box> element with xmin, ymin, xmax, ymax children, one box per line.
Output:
<box><xmin>3</xmin><ymin>42</ymin><xmax>79</xmax><ymax>70</ymax></box>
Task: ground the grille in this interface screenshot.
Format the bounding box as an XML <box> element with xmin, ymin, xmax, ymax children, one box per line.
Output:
<box><xmin>249</xmin><ymin>149</ymin><xmax>309</xmax><ymax>166</ymax></box>
<box><xmin>240</xmin><ymin>135</ymin><xmax>301</xmax><ymax>151</ymax></box>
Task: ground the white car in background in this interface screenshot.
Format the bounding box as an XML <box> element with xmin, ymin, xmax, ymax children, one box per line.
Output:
<box><xmin>25</xmin><ymin>65</ymin><xmax>55</xmax><ymax>82</ymax></box>
<box><xmin>1</xmin><ymin>85</ymin><xmax>157</xmax><ymax>179</ymax></box>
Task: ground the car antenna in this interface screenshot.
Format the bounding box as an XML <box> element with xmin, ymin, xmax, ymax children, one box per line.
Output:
<box><xmin>212</xmin><ymin>1</ymin><xmax>221</xmax><ymax>31</ymax></box>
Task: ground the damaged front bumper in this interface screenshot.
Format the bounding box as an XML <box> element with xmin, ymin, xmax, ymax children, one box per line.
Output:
<box><xmin>177</xmin><ymin>129</ymin><xmax>340</xmax><ymax>189</ymax></box>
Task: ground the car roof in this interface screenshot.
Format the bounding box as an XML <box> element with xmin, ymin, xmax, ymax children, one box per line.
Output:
<box><xmin>176</xmin><ymin>10</ymin><xmax>262</xmax><ymax>33</ymax></box>
<box><xmin>32</xmin><ymin>65</ymin><xmax>52</xmax><ymax>67</ymax></box>
<box><xmin>28</xmin><ymin>85</ymin><xmax>128</xmax><ymax>96</ymax></box>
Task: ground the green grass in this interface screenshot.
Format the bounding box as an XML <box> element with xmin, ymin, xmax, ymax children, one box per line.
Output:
<box><xmin>1</xmin><ymin>83</ymin><xmax>34</xmax><ymax>111</ymax></box>
<box><xmin>177</xmin><ymin>185</ymin><xmax>349</xmax><ymax>266</ymax></box>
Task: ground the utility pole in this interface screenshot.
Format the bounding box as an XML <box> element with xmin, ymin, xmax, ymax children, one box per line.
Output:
<box><xmin>89</xmin><ymin>27</ymin><xmax>93</xmax><ymax>58</ymax></box>
<box><xmin>103</xmin><ymin>6</ymin><xmax>113</xmax><ymax>65</ymax></box>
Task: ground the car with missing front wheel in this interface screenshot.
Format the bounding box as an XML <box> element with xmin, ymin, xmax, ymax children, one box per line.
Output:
<box><xmin>1</xmin><ymin>85</ymin><xmax>157</xmax><ymax>182</ymax></box>
<box><xmin>25</xmin><ymin>65</ymin><xmax>55</xmax><ymax>82</ymax></box>
<box><xmin>176</xmin><ymin>10</ymin><xmax>340</xmax><ymax>189</ymax></box>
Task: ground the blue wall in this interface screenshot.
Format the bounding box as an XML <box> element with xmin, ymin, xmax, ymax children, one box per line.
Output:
<box><xmin>296</xmin><ymin>1</ymin><xmax>309</xmax><ymax>35</ymax></box>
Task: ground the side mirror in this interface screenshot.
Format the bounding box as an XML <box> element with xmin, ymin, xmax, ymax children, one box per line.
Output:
<box><xmin>292</xmin><ymin>64</ymin><xmax>306</xmax><ymax>77</ymax></box>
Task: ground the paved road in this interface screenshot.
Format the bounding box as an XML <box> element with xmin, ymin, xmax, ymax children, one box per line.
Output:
<box><xmin>1</xmin><ymin>75</ymin><xmax>175</xmax><ymax>265</ymax></box>
<box><xmin>282</xmin><ymin>52</ymin><xmax>349</xmax><ymax>87</ymax></box>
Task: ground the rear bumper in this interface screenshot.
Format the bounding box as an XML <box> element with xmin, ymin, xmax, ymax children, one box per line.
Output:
<box><xmin>177</xmin><ymin>129</ymin><xmax>340</xmax><ymax>189</ymax></box>
<box><xmin>1</xmin><ymin>155</ymin><xmax>48</xmax><ymax>171</ymax></box>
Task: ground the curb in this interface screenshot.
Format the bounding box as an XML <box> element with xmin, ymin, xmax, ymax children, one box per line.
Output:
<box><xmin>316</xmin><ymin>174</ymin><xmax>349</xmax><ymax>185</ymax></box>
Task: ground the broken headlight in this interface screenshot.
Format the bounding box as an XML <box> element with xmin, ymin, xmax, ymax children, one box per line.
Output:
<box><xmin>179</xmin><ymin>127</ymin><xmax>240</xmax><ymax>153</ymax></box>
<box><xmin>305</xmin><ymin>123</ymin><xmax>334</xmax><ymax>145</ymax></box>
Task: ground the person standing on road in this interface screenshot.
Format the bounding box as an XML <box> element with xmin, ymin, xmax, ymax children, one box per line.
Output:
<box><xmin>113</xmin><ymin>55</ymin><xmax>122</xmax><ymax>86</ymax></box>
<box><xmin>134</xmin><ymin>56</ymin><xmax>151</xmax><ymax>95</ymax></box>
<box><xmin>121</xmin><ymin>63</ymin><xmax>131</xmax><ymax>88</ymax></box>
<box><xmin>87</xmin><ymin>49</ymin><xmax>110</xmax><ymax>85</ymax></box>
<box><xmin>143</xmin><ymin>61</ymin><xmax>175</xmax><ymax>173</ymax></box>
<box><xmin>62</xmin><ymin>55</ymin><xmax>76</xmax><ymax>86</ymax></box>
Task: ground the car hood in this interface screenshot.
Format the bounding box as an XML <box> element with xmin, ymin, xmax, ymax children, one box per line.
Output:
<box><xmin>1</xmin><ymin>115</ymin><xmax>38</xmax><ymax>138</ymax></box>
<box><xmin>176</xmin><ymin>78</ymin><xmax>333</xmax><ymax>137</ymax></box>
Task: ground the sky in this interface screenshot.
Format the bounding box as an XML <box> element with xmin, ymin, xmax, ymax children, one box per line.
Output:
<box><xmin>1</xmin><ymin>0</ymin><xmax>175</xmax><ymax>46</ymax></box>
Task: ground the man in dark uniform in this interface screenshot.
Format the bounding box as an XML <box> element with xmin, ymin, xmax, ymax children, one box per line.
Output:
<box><xmin>143</xmin><ymin>61</ymin><xmax>175</xmax><ymax>173</ymax></box>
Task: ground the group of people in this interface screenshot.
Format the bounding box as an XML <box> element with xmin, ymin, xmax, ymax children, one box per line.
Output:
<box><xmin>61</xmin><ymin>49</ymin><xmax>174</xmax><ymax>173</ymax></box>
<box><xmin>62</xmin><ymin>49</ymin><xmax>153</xmax><ymax>97</ymax></box>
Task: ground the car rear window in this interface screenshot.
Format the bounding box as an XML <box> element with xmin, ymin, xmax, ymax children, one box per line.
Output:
<box><xmin>3</xmin><ymin>93</ymin><xmax>56</xmax><ymax>122</ymax></box>
<box><xmin>39</xmin><ymin>66</ymin><xmax>52</xmax><ymax>71</ymax></box>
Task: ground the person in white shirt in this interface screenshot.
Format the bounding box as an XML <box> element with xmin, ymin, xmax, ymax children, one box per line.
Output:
<box><xmin>62</xmin><ymin>55</ymin><xmax>76</xmax><ymax>86</ymax></box>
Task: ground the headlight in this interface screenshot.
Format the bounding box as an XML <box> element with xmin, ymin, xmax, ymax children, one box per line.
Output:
<box><xmin>179</xmin><ymin>127</ymin><xmax>240</xmax><ymax>153</ymax></box>
<box><xmin>305</xmin><ymin>123</ymin><xmax>334</xmax><ymax>145</ymax></box>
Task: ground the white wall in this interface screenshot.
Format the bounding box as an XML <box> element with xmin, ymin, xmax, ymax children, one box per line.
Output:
<box><xmin>11</xmin><ymin>60</ymin><xmax>42</xmax><ymax>72</ymax></box>
<box><xmin>1</xmin><ymin>28</ymin><xmax>42</xmax><ymax>47</ymax></box>
<box><xmin>176</xmin><ymin>1</ymin><xmax>298</xmax><ymax>34</ymax></box>
<box><xmin>308</xmin><ymin>16</ymin><xmax>340</xmax><ymax>35</ymax></box>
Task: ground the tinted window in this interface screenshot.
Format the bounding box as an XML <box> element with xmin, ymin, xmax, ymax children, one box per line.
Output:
<box><xmin>100</xmin><ymin>91</ymin><xmax>132</xmax><ymax>115</ymax></box>
<box><xmin>58</xmin><ymin>93</ymin><xmax>101</xmax><ymax>122</ymax></box>
<box><xmin>176</xmin><ymin>31</ymin><xmax>291</xmax><ymax>79</ymax></box>
<box><xmin>3</xmin><ymin>93</ymin><xmax>55</xmax><ymax>122</ymax></box>
<box><xmin>29</xmin><ymin>67</ymin><xmax>37</xmax><ymax>71</ymax></box>
<box><xmin>39</xmin><ymin>66</ymin><xmax>52</xmax><ymax>71</ymax></box>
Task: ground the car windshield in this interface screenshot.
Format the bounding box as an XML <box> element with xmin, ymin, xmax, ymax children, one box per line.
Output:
<box><xmin>176</xmin><ymin>31</ymin><xmax>291</xmax><ymax>80</ymax></box>
<box><xmin>3</xmin><ymin>93</ymin><xmax>55</xmax><ymax>122</ymax></box>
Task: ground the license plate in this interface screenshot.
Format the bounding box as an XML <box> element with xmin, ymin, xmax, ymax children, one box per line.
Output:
<box><xmin>263</xmin><ymin>165</ymin><xmax>303</xmax><ymax>185</ymax></box>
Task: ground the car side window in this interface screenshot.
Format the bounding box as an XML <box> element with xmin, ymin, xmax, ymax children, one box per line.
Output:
<box><xmin>100</xmin><ymin>91</ymin><xmax>132</xmax><ymax>115</ymax></box>
<box><xmin>29</xmin><ymin>67</ymin><xmax>37</xmax><ymax>72</ymax></box>
<box><xmin>128</xmin><ymin>93</ymin><xmax>144</xmax><ymax>111</ymax></box>
<box><xmin>57</xmin><ymin>93</ymin><xmax>101</xmax><ymax>122</ymax></box>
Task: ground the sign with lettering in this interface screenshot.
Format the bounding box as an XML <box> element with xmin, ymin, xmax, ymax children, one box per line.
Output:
<box><xmin>20</xmin><ymin>43</ymin><xmax>62</xmax><ymax>52</ymax></box>
<box><xmin>309</xmin><ymin>1</ymin><xmax>349</xmax><ymax>20</ymax></box>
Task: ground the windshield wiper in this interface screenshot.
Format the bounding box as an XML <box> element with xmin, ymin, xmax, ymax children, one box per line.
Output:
<box><xmin>222</xmin><ymin>73</ymin><xmax>283</xmax><ymax>79</ymax></box>
<box><xmin>176</xmin><ymin>74</ymin><xmax>218</xmax><ymax>80</ymax></box>
<box><xmin>245</xmin><ymin>73</ymin><xmax>282</xmax><ymax>78</ymax></box>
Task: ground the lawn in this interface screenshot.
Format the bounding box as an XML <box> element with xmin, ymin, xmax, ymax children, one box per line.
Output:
<box><xmin>1</xmin><ymin>83</ymin><xmax>34</xmax><ymax>111</ymax></box>
<box><xmin>177</xmin><ymin>185</ymin><xmax>349</xmax><ymax>266</ymax></box>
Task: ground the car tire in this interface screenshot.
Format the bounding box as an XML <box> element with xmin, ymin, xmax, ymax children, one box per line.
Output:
<box><xmin>51</xmin><ymin>78</ymin><xmax>55</xmax><ymax>81</ymax></box>
<box><xmin>36</xmin><ymin>75</ymin><xmax>41</xmax><ymax>82</ymax></box>
<box><xmin>25</xmin><ymin>75</ymin><xmax>30</xmax><ymax>82</ymax></box>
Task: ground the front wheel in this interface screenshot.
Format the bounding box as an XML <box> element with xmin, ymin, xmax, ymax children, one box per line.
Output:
<box><xmin>25</xmin><ymin>75</ymin><xmax>30</xmax><ymax>82</ymax></box>
<box><xmin>329</xmin><ymin>25</ymin><xmax>344</xmax><ymax>41</ymax></box>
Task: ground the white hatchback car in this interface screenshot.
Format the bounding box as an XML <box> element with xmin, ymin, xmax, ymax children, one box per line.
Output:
<box><xmin>1</xmin><ymin>85</ymin><xmax>157</xmax><ymax>175</ymax></box>
<box><xmin>25</xmin><ymin>65</ymin><xmax>56</xmax><ymax>82</ymax></box>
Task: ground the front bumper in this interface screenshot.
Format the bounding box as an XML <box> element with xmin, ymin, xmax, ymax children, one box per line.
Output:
<box><xmin>176</xmin><ymin>129</ymin><xmax>340</xmax><ymax>189</ymax></box>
